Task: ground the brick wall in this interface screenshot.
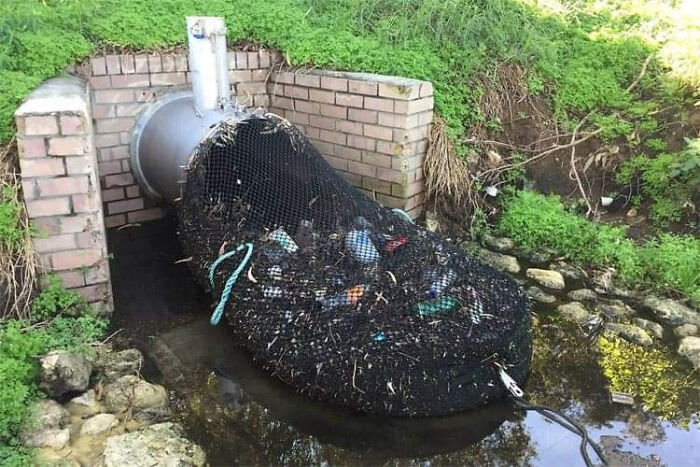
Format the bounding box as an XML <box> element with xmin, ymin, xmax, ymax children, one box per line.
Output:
<box><xmin>15</xmin><ymin>77</ymin><xmax>113</xmax><ymax>313</ymax></box>
<box><xmin>83</xmin><ymin>49</ymin><xmax>279</xmax><ymax>228</ymax></box>
<box><xmin>268</xmin><ymin>70</ymin><xmax>432</xmax><ymax>218</ymax></box>
<box><xmin>76</xmin><ymin>49</ymin><xmax>433</xmax><ymax>227</ymax></box>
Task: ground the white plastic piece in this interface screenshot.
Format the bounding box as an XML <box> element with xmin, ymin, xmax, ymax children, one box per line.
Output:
<box><xmin>186</xmin><ymin>16</ymin><xmax>230</xmax><ymax>113</ymax></box>
<box><xmin>601</xmin><ymin>196</ymin><xmax>614</xmax><ymax>207</ymax></box>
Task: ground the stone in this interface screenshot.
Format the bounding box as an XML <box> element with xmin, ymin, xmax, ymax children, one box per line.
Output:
<box><xmin>633</xmin><ymin>318</ymin><xmax>664</xmax><ymax>340</ymax></box>
<box><xmin>97</xmin><ymin>348</ymin><xmax>144</xmax><ymax>382</ymax></box>
<box><xmin>674</xmin><ymin>324</ymin><xmax>698</xmax><ymax>338</ymax></box>
<box><xmin>103</xmin><ymin>375</ymin><xmax>168</xmax><ymax>414</ymax></box>
<box><xmin>527</xmin><ymin>250</ymin><xmax>554</xmax><ymax>265</ymax></box>
<box><xmin>424</xmin><ymin>210</ymin><xmax>440</xmax><ymax>233</ymax></box>
<box><xmin>66</xmin><ymin>389</ymin><xmax>103</xmax><ymax>417</ymax></box>
<box><xmin>550</xmin><ymin>260</ymin><xmax>586</xmax><ymax>281</ymax></box>
<box><xmin>80</xmin><ymin>413</ymin><xmax>119</xmax><ymax>436</ymax></box>
<box><xmin>567</xmin><ymin>288</ymin><xmax>598</xmax><ymax>302</ymax></box>
<box><xmin>483</xmin><ymin>234</ymin><xmax>514</xmax><ymax>252</ymax></box>
<box><xmin>677</xmin><ymin>336</ymin><xmax>700</xmax><ymax>370</ymax></box>
<box><xmin>527</xmin><ymin>286</ymin><xmax>557</xmax><ymax>304</ymax></box>
<box><xmin>102</xmin><ymin>422</ymin><xmax>206</xmax><ymax>467</ymax></box>
<box><xmin>478</xmin><ymin>249</ymin><xmax>520</xmax><ymax>274</ymax></box>
<box><xmin>39</xmin><ymin>350</ymin><xmax>93</xmax><ymax>398</ymax></box>
<box><xmin>557</xmin><ymin>302</ymin><xmax>595</xmax><ymax>325</ymax></box>
<box><xmin>526</xmin><ymin>268</ymin><xmax>565</xmax><ymax>290</ymax></box>
<box><xmin>643</xmin><ymin>296</ymin><xmax>699</xmax><ymax>327</ymax></box>
<box><xmin>20</xmin><ymin>400</ymin><xmax>71</xmax><ymax>449</ymax></box>
<box><xmin>605</xmin><ymin>323</ymin><xmax>653</xmax><ymax>347</ymax></box>
<box><xmin>597</xmin><ymin>299</ymin><xmax>635</xmax><ymax>322</ymax></box>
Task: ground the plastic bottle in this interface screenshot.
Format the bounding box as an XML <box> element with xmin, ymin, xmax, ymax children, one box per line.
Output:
<box><xmin>413</xmin><ymin>296</ymin><xmax>458</xmax><ymax>316</ymax></box>
<box><xmin>345</xmin><ymin>230</ymin><xmax>379</xmax><ymax>264</ymax></box>
<box><xmin>427</xmin><ymin>269</ymin><xmax>457</xmax><ymax>298</ymax></box>
<box><xmin>321</xmin><ymin>284</ymin><xmax>369</xmax><ymax>310</ymax></box>
<box><xmin>269</xmin><ymin>227</ymin><xmax>299</xmax><ymax>253</ymax></box>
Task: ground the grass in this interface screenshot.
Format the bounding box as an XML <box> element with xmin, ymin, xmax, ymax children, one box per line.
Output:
<box><xmin>0</xmin><ymin>278</ymin><xmax>108</xmax><ymax>465</ymax></box>
<box><xmin>497</xmin><ymin>190</ymin><xmax>700</xmax><ymax>304</ymax></box>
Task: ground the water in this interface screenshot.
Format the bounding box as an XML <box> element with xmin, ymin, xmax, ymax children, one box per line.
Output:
<box><xmin>109</xmin><ymin>218</ymin><xmax>699</xmax><ymax>466</ymax></box>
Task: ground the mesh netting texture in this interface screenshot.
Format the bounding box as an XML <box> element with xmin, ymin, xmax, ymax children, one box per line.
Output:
<box><xmin>178</xmin><ymin>114</ymin><xmax>531</xmax><ymax>417</ymax></box>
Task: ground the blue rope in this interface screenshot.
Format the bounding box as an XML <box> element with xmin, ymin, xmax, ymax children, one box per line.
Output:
<box><xmin>391</xmin><ymin>208</ymin><xmax>414</xmax><ymax>224</ymax></box>
<box><xmin>208</xmin><ymin>242</ymin><xmax>254</xmax><ymax>326</ymax></box>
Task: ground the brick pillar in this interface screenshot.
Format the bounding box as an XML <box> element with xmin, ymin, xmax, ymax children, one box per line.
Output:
<box><xmin>15</xmin><ymin>77</ymin><xmax>113</xmax><ymax>314</ymax></box>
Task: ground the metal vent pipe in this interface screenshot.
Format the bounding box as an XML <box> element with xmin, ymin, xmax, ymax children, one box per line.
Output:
<box><xmin>130</xmin><ymin>16</ymin><xmax>244</xmax><ymax>202</ymax></box>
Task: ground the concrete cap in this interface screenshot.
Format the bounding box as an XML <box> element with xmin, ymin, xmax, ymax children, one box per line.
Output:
<box><xmin>15</xmin><ymin>76</ymin><xmax>88</xmax><ymax>117</ymax></box>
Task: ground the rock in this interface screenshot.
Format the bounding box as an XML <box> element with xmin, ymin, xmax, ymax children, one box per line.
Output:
<box><xmin>514</xmin><ymin>249</ymin><xmax>554</xmax><ymax>265</ymax></box>
<box><xmin>39</xmin><ymin>350</ymin><xmax>93</xmax><ymax>398</ymax></box>
<box><xmin>526</xmin><ymin>268</ymin><xmax>565</xmax><ymax>290</ymax></box>
<box><xmin>483</xmin><ymin>234</ymin><xmax>514</xmax><ymax>252</ymax></box>
<box><xmin>20</xmin><ymin>400</ymin><xmax>71</xmax><ymax>449</ymax></box>
<box><xmin>424</xmin><ymin>210</ymin><xmax>440</xmax><ymax>233</ymax></box>
<box><xmin>605</xmin><ymin>323</ymin><xmax>653</xmax><ymax>347</ymax></box>
<box><xmin>478</xmin><ymin>249</ymin><xmax>520</xmax><ymax>274</ymax></box>
<box><xmin>557</xmin><ymin>302</ymin><xmax>595</xmax><ymax>325</ymax></box>
<box><xmin>97</xmin><ymin>349</ymin><xmax>144</xmax><ymax>382</ymax></box>
<box><xmin>673</xmin><ymin>324</ymin><xmax>698</xmax><ymax>338</ymax></box>
<box><xmin>66</xmin><ymin>389</ymin><xmax>103</xmax><ymax>417</ymax></box>
<box><xmin>527</xmin><ymin>286</ymin><xmax>557</xmax><ymax>304</ymax></box>
<box><xmin>597</xmin><ymin>300</ymin><xmax>635</xmax><ymax>322</ymax></box>
<box><xmin>599</xmin><ymin>435</ymin><xmax>660</xmax><ymax>467</ymax></box>
<box><xmin>103</xmin><ymin>375</ymin><xmax>168</xmax><ymax>414</ymax></box>
<box><xmin>102</xmin><ymin>422</ymin><xmax>206</xmax><ymax>467</ymax></box>
<box><xmin>643</xmin><ymin>296</ymin><xmax>699</xmax><ymax>327</ymax></box>
<box><xmin>677</xmin><ymin>336</ymin><xmax>700</xmax><ymax>370</ymax></box>
<box><xmin>550</xmin><ymin>260</ymin><xmax>586</xmax><ymax>281</ymax></box>
<box><xmin>567</xmin><ymin>288</ymin><xmax>598</xmax><ymax>302</ymax></box>
<box><xmin>80</xmin><ymin>413</ymin><xmax>119</xmax><ymax>436</ymax></box>
<box><xmin>633</xmin><ymin>318</ymin><xmax>664</xmax><ymax>340</ymax></box>
<box><xmin>486</xmin><ymin>149</ymin><xmax>503</xmax><ymax>168</ymax></box>
<box><xmin>132</xmin><ymin>406</ymin><xmax>172</xmax><ymax>424</ymax></box>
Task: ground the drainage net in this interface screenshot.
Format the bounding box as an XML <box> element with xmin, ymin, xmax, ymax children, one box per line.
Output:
<box><xmin>178</xmin><ymin>114</ymin><xmax>531</xmax><ymax>416</ymax></box>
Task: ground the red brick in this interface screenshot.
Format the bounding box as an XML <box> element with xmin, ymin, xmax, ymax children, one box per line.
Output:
<box><xmin>348</xmin><ymin>161</ymin><xmax>377</xmax><ymax>178</ymax></box>
<box><xmin>105</xmin><ymin>55</ymin><xmax>121</xmax><ymax>74</ymax></box>
<box><xmin>21</xmin><ymin>180</ymin><xmax>39</xmax><ymax>200</ymax></box>
<box><xmin>364</xmin><ymin>124</ymin><xmax>393</xmax><ymax>141</ymax></box>
<box><xmin>321</xmin><ymin>76</ymin><xmax>348</xmax><ymax>91</ymax></box>
<box><xmin>247</xmin><ymin>52</ymin><xmax>259</xmax><ymax>69</ymax></box>
<box><xmin>125</xmin><ymin>185</ymin><xmax>140</xmax><ymax>198</ymax></box>
<box><xmin>238</xmin><ymin>82</ymin><xmax>267</xmax><ymax>95</ymax></box>
<box><xmin>251</xmin><ymin>69</ymin><xmax>267</xmax><ymax>81</ymax></box>
<box><xmin>99</xmin><ymin>161</ymin><xmax>123</xmax><ymax>175</ymax></box>
<box><xmin>20</xmin><ymin>158</ymin><xmax>65</xmax><ymax>178</ymax></box>
<box><xmin>376</xmin><ymin>193</ymin><xmax>405</xmax><ymax>209</ymax></box>
<box><xmin>26</xmin><ymin>197</ymin><xmax>71</xmax><ymax>217</ymax></box>
<box><xmin>111</xmin><ymin>74</ymin><xmax>150</xmax><ymax>88</ymax></box>
<box><xmin>73</xmin><ymin>284</ymin><xmax>108</xmax><ymax>303</ymax></box>
<box><xmin>33</xmin><ymin>234</ymin><xmax>77</xmax><ymax>253</ymax></box>
<box><xmin>147</xmin><ymin>54</ymin><xmax>162</xmax><ymax>72</ymax></box>
<box><xmin>309</xmin><ymin>115</ymin><xmax>336</xmax><ymax>131</ymax></box>
<box><xmin>104</xmin><ymin>173</ymin><xmax>134</xmax><ymax>187</ymax></box>
<box><xmin>48</xmin><ymin>136</ymin><xmax>85</xmax><ymax>156</ymax></box>
<box><xmin>324</xmin><ymin>156</ymin><xmax>348</xmax><ymax>171</ymax></box>
<box><xmin>336</xmin><ymin>93</ymin><xmax>363</xmax><ymax>108</ymax></box>
<box><xmin>120</xmin><ymin>159</ymin><xmax>130</xmax><ymax>172</ymax></box>
<box><xmin>120</xmin><ymin>54</ymin><xmax>135</xmax><ymax>74</ymax></box>
<box><xmin>274</xmin><ymin>71</ymin><xmax>295</xmax><ymax>85</ymax></box>
<box><xmin>349</xmin><ymin>80</ymin><xmax>378</xmax><ymax>96</ymax></box>
<box><xmin>364</xmin><ymin>97</ymin><xmax>394</xmax><ymax>112</ymax></box>
<box><xmin>229</xmin><ymin>70</ymin><xmax>252</xmax><ymax>83</ymax></box>
<box><xmin>377</xmin><ymin>168</ymin><xmax>405</xmax><ymax>184</ymax></box>
<box><xmin>394</xmin><ymin>126</ymin><xmax>429</xmax><ymax>143</ymax></box>
<box><xmin>107</xmin><ymin>198</ymin><xmax>144</xmax><ymax>214</ymax></box>
<box><xmin>348</xmin><ymin>108</ymin><xmax>378</xmax><ymax>124</ymax></box>
<box><xmin>72</xmin><ymin>194</ymin><xmax>99</xmax><ymax>213</ymax></box>
<box><xmin>284</xmin><ymin>85</ymin><xmax>309</xmax><ymax>100</ymax></box>
<box><xmin>25</xmin><ymin>116</ymin><xmax>58</xmax><ymax>136</ymax></box>
<box><xmin>133</xmin><ymin>55</ymin><xmax>148</xmax><ymax>73</ymax></box>
<box><xmin>151</xmin><ymin>72</ymin><xmax>186</xmax><ymax>86</ymax></box>
<box><xmin>96</xmin><ymin>118</ymin><xmax>133</xmax><ymax>133</ymax></box>
<box><xmin>136</xmin><ymin>90</ymin><xmax>157</xmax><ymax>103</ymax></box>
<box><xmin>334</xmin><ymin>145</ymin><xmax>363</xmax><ymax>161</ymax></box>
<box><xmin>104</xmin><ymin>214</ymin><xmax>126</xmax><ymax>229</ymax></box>
<box><xmin>59</xmin><ymin>116</ymin><xmax>85</xmax><ymax>135</ymax></box>
<box><xmin>309</xmin><ymin>139</ymin><xmax>335</xmax><ymax>156</ymax></box>
<box><xmin>346</xmin><ymin>134</ymin><xmax>376</xmax><ymax>151</ymax></box>
<box><xmin>65</xmin><ymin>158</ymin><xmax>92</xmax><ymax>175</ymax></box>
<box><xmin>304</xmin><ymin>126</ymin><xmax>320</xmax><ymax>139</ymax></box>
<box><xmin>362</xmin><ymin>177</ymin><xmax>392</xmax><ymax>195</ymax></box>
<box><xmin>338</xmin><ymin>171</ymin><xmax>362</xmax><ymax>186</ymax></box>
<box><xmin>295</xmin><ymin>73</ymin><xmax>320</xmax><ymax>88</ymax></box>
<box><xmin>18</xmin><ymin>137</ymin><xmax>46</xmax><ymax>158</ymax></box>
<box><xmin>58</xmin><ymin>214</ymin><xmax>94</xmax><ymax>234</ymax></box>
<box><xmin>174</xmin><ymin>54</ymin><xmax>188</xmax><ymax>72</ymax></box>
<box><xmin>270</xmin><ymin>96</ymin><xmax>293</xmax><ymax>110</ymax></box>
<box><xmin>75</xmin><ymin>231</ymin><xmax>97</xmax><ymax>249</ymax></box>
<box><xmin>294</xmin><ymin>100</ymin><xmax>320</xmax><ymax>114</ymax></box>
<box><xmin>84</xmin><ymin>263</ymin><xmax>109</xmax><ymax>285</ymax></box>
<box><xmin>161</xmin><ymin>54</ymin><xmax>176</xmax><ymax>72</ymax></box>
<box><xmin>94</xmin><ymin>89</ymin><xmax>134</xmax><ymax>104</ymax></box>
<box><xmin>55</xmin><ymin>270</ymin><xmax>85</xmax><ymax>288</ymax></box>
<box><xmin>89</xmin><ymin>76</ymin><xmax>111</xmax><ymax>89</ymax></box>
<box><xmin>377</xmin><ymin>141</ymin><xmax>406</xmax><ymax>156</ymax></box>
<box><xmin>362</xmin><ymin>151</ymin><xmax>392</xmax><ymax>168</ymax></box>
<box><xmin>259</xmin><ymin>50</ymin><xmax>271</xmax><ymax>68</ymax></box>
<box><xmin>254</xmin><ymin>95</ymin><xmax>269</xmax><ymax>107</ymax></box>
<box><xmin>37</xmin><ymin>176</ymin><xmax>89</xmax><ymax>197</ymax></box>
<box><xmin>127</xmin><ymin>208</ymin><xmax>165</xmax><ymax>223</ymax></box>
<box><xmin>378</xmin><ymin>112</ymin><xmax>406</xmax><ymax>128</ymax></box>
<box><xmin>235</xmin><ymin>52</ymin><xmax>248</xmax><ymax>69</ymax></box>
<box><xmin>286</xmin><ymin>111</ymin><xmax>310</xmax><ymax>126</ymax></box>
<box><xmin>92</xmin><ymin>104</ymin><xmax>115</xmax><ymax>119</ymax></box>
<box><xmin>378</xmin><ymin>83</ymin><xmax>420</xmax><ymax>100</ymax></box>
<box><xmin>91</xmin><ymin>57</ymin><xmax>107</xmax><ymax>75</ymax></box>
<box><xmin>98</xmin><ymin>146</ymin><xmax>129</xmax><ymax>161</ymax></box>
<box><xmin>405</xmin><ymin>97</ymin><xmax>433</xmax><ymax>114</ymax></box>
<box><xmin>116</xmin><ymin>103</ymin><xmax>144</xmax><ymax>117</ymax></box>
<box><xmin>318</xmin><ymin>129</ymin><xmax>346</xmax><ymax>145</ymax></box>
<box><xmin>320</xmin><ymin>104</ymin><xmax>346</xmax><ymax>119</ymax></box>
<box><xmin>101</xmin><ymin>187</ymin><xmax>125</xmax><ymax>202</ymax></box>
<box><xmin>309</xmin><ymin>89</ymin><xmax>335</xmax><ymax>104</ymax></box>
<box><xmin>336</xmin><ymin>120</ymin><xmax>363</xmax><ymax>135</ymax></box>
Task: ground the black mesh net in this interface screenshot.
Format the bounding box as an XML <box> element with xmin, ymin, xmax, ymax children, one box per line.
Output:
<box><xmin>178</xmin><ymin>114</ymin><xmax>531</xmax><ymax>416</ymax></box>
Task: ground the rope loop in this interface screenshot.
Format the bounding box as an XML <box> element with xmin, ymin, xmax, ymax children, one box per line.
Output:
<box><xmin>208</xmin><ymin>242</ymin><xmax>254</xmax><ymax>325</ymax></box>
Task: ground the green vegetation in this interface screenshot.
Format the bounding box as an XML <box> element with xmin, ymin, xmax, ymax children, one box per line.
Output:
<box><xmin>599</xmin><ymin>335</ymin><xmax>699</xmax><ymax>424</ymax></box>
<box><xmin>617</xmin><ymin>138</ymin><xmax>700</xmax><ymax>226</ymax></box>
<box><xmin>0</xmin><ymin>185</ymin><xmax>23</xmax><ymax>249</ymax></box>
<box><xmin>0</xmin><ymin>279</ymin><xmax>107</xmax><ymax>465</ymax></box>
<box><xmin>498</xmin><ymin>190</ymin><xmax>700</xmax><ymax>303</ymax></box>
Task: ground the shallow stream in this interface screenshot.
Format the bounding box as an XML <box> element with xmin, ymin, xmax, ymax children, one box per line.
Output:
<box><xmin>108</xmin><ymin>218</ymin><xmax>699</xmax><ymax>466</ymax></box>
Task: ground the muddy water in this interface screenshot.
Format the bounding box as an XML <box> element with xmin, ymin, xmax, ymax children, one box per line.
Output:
<box><xmin>109</xmin><ymin>219</ymin><xmax>699</xmax><ymax>466</ymax></box>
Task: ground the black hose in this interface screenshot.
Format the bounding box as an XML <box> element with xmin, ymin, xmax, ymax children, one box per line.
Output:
<box><xmin>511</xmin><ymin>396</ymin><xmax>607</xmax><ymax>467</ymax></box>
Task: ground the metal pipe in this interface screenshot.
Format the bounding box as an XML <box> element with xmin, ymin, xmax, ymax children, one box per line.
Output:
<box><xmin>186</xmin><ymin>16</ymin><xmax>230</xmax><ymax>113</ymax></box>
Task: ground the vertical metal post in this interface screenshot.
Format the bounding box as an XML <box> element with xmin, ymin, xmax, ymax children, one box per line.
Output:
<box><xmin>186</xmin><ymin>16</ymin><xmax>231</xmax><ymax>113</ymax></box>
